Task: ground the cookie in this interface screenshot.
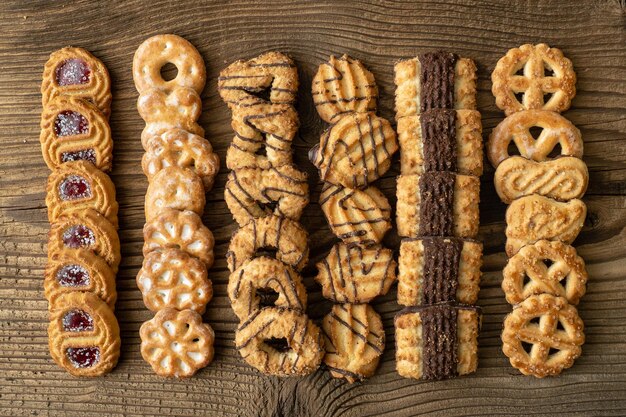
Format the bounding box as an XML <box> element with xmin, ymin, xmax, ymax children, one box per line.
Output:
<box><xmin>46</xmin><ymin>160</ymin><xmax>118</xmax><ymax>227</ymax></box>
<box><xmin>309</xmin><ymin>112</ymin><xmax>398</xmax><ymax>189</ymax></box>
<box><xmin>224</xmin><ymin>165</ymin><xmax>308</xmax><ymax>227</ymax></box>
<box><xmin>228</xmin><ymin>256</ymin><xmax>307</xmax><ymax>321</ymax></box>
<box><xmin>314</xmin><ymin>243</ymin><xmax>396</xmax><ymax>304</ymax></box>
<box><xmin>312</xmin><ymin>54</ymin><xmax>378</xmax><ymax>123</ymax></box>
<box><xmin>487</xmin><ymin>109</ymin><xmax>583</xmax><ymax>168</ymax></box>
<box><xmin>396</xmin><ymin>172</ymin><xmax>480</xmax><ymax>238</ymax></box>
<box><xmin>143</xmin><ymin>209</ymin><xmax>214</xmax><ymax>267</ymax></box>
<box><xmin>502</xmin><ymin>240</ymin><xmax>587</xmax><ymax>305</ymax></box>
<box><xmin>397</xmin><ymin>109</ymin><xmax>483</xmax><ymax>176</ymax></box>
<box><xmin>492</xmin><ymin>44</ymin><xmax>576</xmax><ymax>116</ymax></box>
<box><xmin>505</xmin><ymin>195</ymin><xmax>586</xmax><ymax>256</ymax></box>
<box><xmin>235</xmin><ymin>307</ymin><xmax>324</xmax><ymax>376</ymax></box>
<box><xmin>48</xmin><ymin>292</ymin><xmax>120</xmax><ymax>377</ymax></box>
<box><xmin>502</xmin><ymin>294</ymin><xmax>584</xmax><ymax>377</ymax></box>
<box><xmin>140</xmin><ymin>308</ymin><xmax>215</xmax><ymax>378</ymax></box>
<box><xmin>494</xmin><ymin>156</ymin><xmax>588</xmax><ymax>204</ymax></box>
<box><xmin>40</xmin><ymin>95</ymin><xmax>113</xmax><ymax>171</ymax></box>
<box><xmin>322</xmin><ymin>304</ymin><xmax>385</xmax><ymax>383</ymax></box>
<box><xmin>395</xmin><ymin>304</ymin><xmax>481</xmax><ymax>380</ymax></box>
<box><xmin>398</xmin><ymin>238</ymin><xmax>482</xmax><ymax>306</ymax></box>
<box><xmin>133</xmin><ymin>34</ymin><xmax>206</xmax><ymax>94</ymax></box>
<box><xmin>144</xmin><ymin>166</ymin><xmax>205</xmax><ymax>221</ymax></box>
<box><xmin>218</xmin><ymin>51</ymin><xmax>298</xmax><ymax>107</ymax></box>
<box><xmin>226</xmin><ymin>214</ymin><xmax>309</xmax><ymax>273</ymax></box>
<box><xmin>320</xmin><ymin>183</ymin><xmax>391</xmax><ymax>245</ymax></box>
<box><xmin>137</xmin><ymin>248</ymin><xmax>212</xmax><ymax>314</ymax></box>
<box><xmin>41</xmin><ymin>47</ymin><xmax>112</xmax><ymax>117</ymax></box>
<box><xmin>44</xmin><ymin>248</ymin><xmax>117</xmax><ymax>309</ymax></box>
<box><xmin>394</xmin><ymin>52</ymin><xmax>477</xmax><ymax>118</ymax></box>
<box><xmin>47</xmin><ymin>208</ymin><xmax>120</xmax><ymax>272</ymax></box>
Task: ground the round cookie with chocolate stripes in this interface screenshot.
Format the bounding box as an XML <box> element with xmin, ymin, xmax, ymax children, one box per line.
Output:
<box><xmin>144</xmin><ymin>167</ymin><xmax>205</xmax><ymax>221</ymax></box>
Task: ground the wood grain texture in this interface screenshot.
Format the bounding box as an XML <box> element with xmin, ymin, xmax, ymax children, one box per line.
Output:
<box><xmin>0</xmin><ymin>0</ymin><xmax>625</xmax><ymax>416</ymax></box>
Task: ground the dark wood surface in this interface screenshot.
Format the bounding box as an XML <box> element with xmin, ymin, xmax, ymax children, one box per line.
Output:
<box><xmin>1</xmin><ymin>1</ymin><xmax>625</xmax><ymax>416</ymax></box>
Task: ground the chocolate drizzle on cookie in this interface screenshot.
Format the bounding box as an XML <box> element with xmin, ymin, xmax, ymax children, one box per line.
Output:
<box><xmin>419</xmin><ymin>51</ymin><xmax>458</xmax><ymax>112</ymax></box>
<box><xmin>421</xmin><ymin>237</ymin><xmax>462</xmax><ymax>304</ymax></box>
<box><xmin>418</xmin><ymin>171</ymin><xmax>455</xmax><ymax>236</ymax></box>
<box><xmin>421</xmin><ymin>109</ymin><xmax>457</xmax><ymax>172</ymax></box>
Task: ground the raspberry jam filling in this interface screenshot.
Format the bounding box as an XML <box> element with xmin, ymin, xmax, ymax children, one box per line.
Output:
<box><xmin>62</xmin><ymin>224</ymin><xmax>96</xmax><ymax>248</ymax></box>
<box><xmin>54</xmin><ymin>111</ymin><xmax>89</xmax><ymax>137</ymax></box>
<box><xmin>66</xmin><ymin>347</ymin><xmax>100</xmax><ymax>368</ymax></box>
<box><xmin>56</xmin><ymin>264</ymin><xmax>90</xmax><ymax>287</ymax></box>
<box><xmin>59</xmin><ymin>175</ymin><xmax>92</xmax><ymax>200</ymax></box>
<box><xmin>63</xmin><ymin>309</ymin><xmax>94</xmax><ymax>332</ymax></box>
<box><xmin>55</xmin><ymin>59</ymin><xmax>91</xmax><ymax>86</ymax></box>
<box><xmin>61</xmin><ymin>149</ymin><xmax>96</xmax><ymax>164</ymax></box>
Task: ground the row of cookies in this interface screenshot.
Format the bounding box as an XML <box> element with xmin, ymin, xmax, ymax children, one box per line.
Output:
<box><xmin>132</xmin><ymin>35</ymin><xmax>220</xmax><ymax>377</ymax></box>
<box><xmin>310</xmin><ymin>55</ymin><xmax>399</xmax><ymax>382</ymax></box>
<box><xmin>41</xmin><ymin>47</ymin><xmax>121</xmax><ymax>376</ymax></box>
<box><xmin>218</xmin><ymin>52</ymin><xmax>324</xmax><ymax>375</ymax></box>
<box><xmin>393</xmin><ymin>52</ymin><xmax>483</xmax><ymax>380</ymax></box>
<box><xmin>489</xmin><ymin>44</ymin><xmax>587</xmax><ymax>377</ymax></box>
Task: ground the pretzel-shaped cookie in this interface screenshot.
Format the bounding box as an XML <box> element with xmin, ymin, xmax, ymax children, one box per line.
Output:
<box><xmin>487</xmin><ymin>110</ymin><xmax>583</xmax><ymax>168</ymax></box>
<box><xmin>492</xmin><ymin>44</ymin><xmax>576</xmax><ymax>116</ymax></box>
<box><xmin>502</xmin><ymin>294</ymin><xmax>584</xmax><ymax>377</ymax></box>
<box><xmin>144</xmin><ymin>166</ymin><xmax>205</xmax><ymax>221</ymax></box>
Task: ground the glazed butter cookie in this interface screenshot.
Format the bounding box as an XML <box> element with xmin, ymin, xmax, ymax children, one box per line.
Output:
<box><xmin>395</xmin><ymin>304</ymin><xmax>481</xmax><ymax>380</ymax></box>
<box><xmin>145</xmin><ymin>166</ymin><xmax>205</xmax><ymax>221</ymax></box>
<box><xmin>398</xmin><ymin>109</ymin><xmax>483</xmax><ymax>176</ymax></box>
<box><xmin>140</xmin><ymin>308</ymin><xmax>215</xmax><ymax>378</ymax></box>
<box><xmin>314</xmin><ymin>243</ymin><xmax>396</xmax><ymax>304</ymax></box>
<box><xmin>396</xmin><ymin>172</ymin><xmax>480</xmax><ymax>238</ymax></box>
<box><xmin>394</xmin><ymin>52</ymin><xmax>477</xmax><ymax>118</ymax></box>
<box><xmin>235</xmin><ymin>307</ymin><xmax>324</xmax><ymax>376</ymax></box>
<box><xmin>46</xmin><ymin>160</ymin><xmax>118</xmax><ymax>227</ymax></box>
<box><xmin>322</xmin><ymin>304</ymin><xmax>385</xmax><ymax>383</ymax></box>
<box><xmin>398</xmin><ymin>237</ymin><xmax>482</xmax><ymax>306</ymax></box>
<box><xmin>48</xmin><ymin>292</ymin><xmax>120</xmax><ymax>377</ymax></box>
<box><xmin>310</xmin><ymin>112</ymin><xmax>398</xmax><ymax>189</ymax></box>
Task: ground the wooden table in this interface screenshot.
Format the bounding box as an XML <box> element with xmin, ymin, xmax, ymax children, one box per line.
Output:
<box><xmin>1</xmin><ymin>1</ymin><xmax>625</xmax><ymax>416</ymax></box>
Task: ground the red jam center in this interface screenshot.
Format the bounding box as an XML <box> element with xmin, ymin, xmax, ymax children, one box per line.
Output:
<box><xmin>62</xmin><ymin>224</ymin><xmax>96</xmax><ymax>248</ymax></box>
<box><xmin>59</xmin><ymin>175</ymin><xmax>91</xmax><ymax>200</ymax></box>
<box><xmin>54</xmin><ymin>111</ymin><xmax>89</xmax><ymax>137</ymax></box>
<box><xmin>55</xmin><ymin>59</ymin><xmax>91</xmax><ymax>86</ymax></box>
<box><xmin>63</xmin><ymin>309</ymin><xmax>94</xmax><ymax>332</ymax></box>
<box><xmin>61</xmin><ymin>149</ymin><xmax>96</xmax><ymax>164</ymax></box>
<box><xmin>56</xmin><ymin>264</ymin><xmax>90</xmax><ymax>287</ymax></box>
<box><xmin>66</xmin><ymin>347</ymin><xmax>100</xmax><ymax>368</ymax></box>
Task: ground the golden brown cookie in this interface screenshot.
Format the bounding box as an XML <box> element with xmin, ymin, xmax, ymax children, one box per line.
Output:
<box><xmin>40</xmin><ymin>95</ymin><xmax>112</xmax><ymax>171</ymax></box>
<box><xmin>309</xmin><ymin>112</ymin><xmax>398</xmax><ymax>189</ymax></box>
<box><xmin>395</xmin><ymin>304</ymin><xmax>481</xmax><ymax>380</ymax></box>
<box><xmin>48</xmin><ymin>208</ymin><xmax>120</xmax><ymax>272</ymax></box>
<box><xmin>398</xmin><ymin>238</ymin><xmax>482</xmax><ymax>306</ymax></box>
<box><xmin>226</xmin><ymin>214</ymin><xmax>309</xmax><ymax>273</ymax></box>
<box><xmin>144</xmin><ymin>166</ymin><xmax>205</xmax><ymax>221</ymax></box>
<box><xmin>48</xmin><ymin>292</ymin><xmax>120</xmax><ymax>377</ymax></box>
<box><xmin>224</xmin><ymin>165</ymin><xmax>308</xmax><ymax>227</ymax></box>
<box><xmin>396</xmin><ymin>172</ymin><xmax>480</xmax><ymax>238</ymax></box>
<box><xmin>487</xmin><ymin>110</ymin><xmax>583</xmax><ymax>168</ymax></box>
<box><xmin>46</xmin><ymin>160</ymin><xmax>118</xmax><ymax>227</ymax></box>
<box><xmin>322</xmin><ymin>304</ymin><xmax>385</xmax><ymax>383</ymax></box>
<box><xmin>397</xmin><ymin>109</ymin><xmax>483</xmax><ymax>176</ymax></box>
<box><xmin>394</xmin><ymin>52</ymin><xmax>477</xmax><ymax>118</ymax></box>
<box><xmin>502</xmin><ymin>294</ymin><xmax>584</xmax><ymax>377</ymax></box>
<box><xmin>492</xmin><ymin>44</ymin><xmax>576</xmax><ymax>116</ymax></box>
<box><xmin>235</xmin><ymin>307</ymin><xmax>324</xmax><ymax>376</ymax></box>
<box><xmin>228</xmin><ymin>256</ymin><xmax>307</xmax><ymax>321</ymax></box>
<box><xmin>44</xmin><ymin>248</ymin><xmax>117</xmax><ymax>309</ymax></box>
<box><xmin>320</xmin><ymin>183</ymin><xmax>391</xmax><ymax>245</ymax></box>
<box><xmin>502</xmin><ymin>240</ymin><xmax>587</xmax><ymax>305</ymax></box>
<box><xmin>494</xmin><ymin>156</ymin><xmax>588</xmax><ymax>204</ymax></box>
<box><xmin>140</xmin><ymin>308</ymin><xmax>215</xmax><ymax>378</ymax></box>
<box><xmin>142</xmin><ymin>128</ymin><xmax>220</xmax><ymax>191</ymax></box>
<box><xmin>314</xmin><ymin>243</ymin><xmax>396</xmax><ymax>304</ymax></box>
<box><xmin>137</xmin><ymin>248</ymin><xmax>212</xmax><ymax>314</ymax></box>
<box><xmin>312</xmin><ymin>55</ymin><xmax>378</xmax><ymax>123</ymax></box>
<box><xmin>42</xmin><ymin>47</ymin><xmax>112</xmax><ymax>117</ymax></box>
<box><xmin>505</xmin><ymin>195</ymin><xmax>586</xmax><ymax>256</ymax></box>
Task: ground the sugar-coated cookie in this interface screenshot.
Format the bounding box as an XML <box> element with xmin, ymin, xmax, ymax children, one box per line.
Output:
<box><xmin>144</xmin><ymin>167</ymin><xmax>205</xmax><ymax>221</ymax></box>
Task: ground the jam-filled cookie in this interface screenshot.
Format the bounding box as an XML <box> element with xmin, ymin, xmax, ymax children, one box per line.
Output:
<box><xmin>144</xmin><ymin>166</ymin><xmax>205</xmax><ymax>221</ymax></box>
